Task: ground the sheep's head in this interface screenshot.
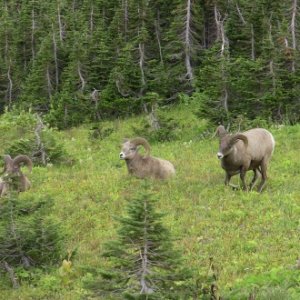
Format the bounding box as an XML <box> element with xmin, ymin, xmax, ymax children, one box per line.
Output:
<box><xmin>217</xmin><ymin>133</ymin><xmax>248</xmax><ymax>159</ymax></box>
<box><xmin>13</xmin><ymin>155</ymin><xmax>33</xmax><ymax>173</ymax></box>
<box><xmin>2</xmin><ymin>154</ymin><xmax>32</xmax><ymax>175</ymax></box>
<box><xmin>120</xmin><ymin>137</ymin><xmax>151</xmax><ymax>160</ymax></box>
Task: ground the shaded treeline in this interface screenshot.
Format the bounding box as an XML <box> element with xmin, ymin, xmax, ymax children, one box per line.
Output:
<box><xmin>0</xmin><ymin>0</ymin><xmax>299</xmax><ymax>127</ymax></box>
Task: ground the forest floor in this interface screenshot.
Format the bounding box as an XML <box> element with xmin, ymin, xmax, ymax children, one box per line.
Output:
<box><xmin>0</xmin><ymin>104</ymin><xmax>300</xmax><ymax>299</ymax></box>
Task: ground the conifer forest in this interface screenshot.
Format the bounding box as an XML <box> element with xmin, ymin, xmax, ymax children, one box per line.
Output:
<box><xmin>0</xmin><ymin>0</ymin><xmax>299</xmax><ymax>127</ymax></box>
<box><xmin>0</xmin><ymin>1</ymin><xmax>300</xmax><ymax>299</ymax></box>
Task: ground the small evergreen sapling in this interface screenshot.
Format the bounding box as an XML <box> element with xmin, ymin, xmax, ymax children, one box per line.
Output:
<box><xmin>0</xmin><ymin>194</ymin><xmax>64</xmax><ymax>288</ymax></box>
<box><xmin>87</xmin><ymin>186</ymin><xmax>192</xmax><ymax>299</ymax></box>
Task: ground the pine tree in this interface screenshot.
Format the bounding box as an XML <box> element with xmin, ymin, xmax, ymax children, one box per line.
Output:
<box><xmin>164</xmin><ymin>0</ymin><xmax>203</xmax><ymax>96</ymax></box>
<box><xmin>19</xmin><ymin>32</ymin><xmax>54</xmax><ymax>112</ymax></box>
<box><xmin>0</xmin><ymin>0</ymin><xmax>299</xmax><ymax>125</ymax></box>
<box><xmin>0</xmin><ymin>194</ymin><xmax>64</xmax><ymax>288</ymax></box>
<box><xmin>87</xmin><ymin>185</ymin><xmax>192</xmax><ymax>299</ymax></box>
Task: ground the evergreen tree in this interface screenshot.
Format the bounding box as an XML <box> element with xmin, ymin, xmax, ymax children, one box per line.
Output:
<box><xmin>0</xmin><ymin>194</ymin><xmax>64</xmax><ymax>288</ymax></box>
<box><xmin>19</xmin><ymin>33</ymin><xmax>55</xmax><ymax>112</ymax></box>
<box><xmin>0</xmin><ymin>1</ymin><xmax>20</xmax><ymax>110</ymax></box>
<box><xmin>165</xmin><ymin>0</ymin><xmax>203</xmax><ymax>96</ymax></box>
<box><xmin>87</xmin><ymin>186</ymin><xmax>192</xmax><ymax>299</ymax></box>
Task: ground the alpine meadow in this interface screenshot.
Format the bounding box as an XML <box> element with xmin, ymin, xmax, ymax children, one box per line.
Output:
<box><xmin>0</xmin><ymin>1</ymin><xmax>300</xmax><ymax>300</ymax></box>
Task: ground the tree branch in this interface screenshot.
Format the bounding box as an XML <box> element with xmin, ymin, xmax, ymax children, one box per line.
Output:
<box><xmin>3</xmin><ymin>261</ymin><xmax>20</xmax><ymax>289</ymax></box>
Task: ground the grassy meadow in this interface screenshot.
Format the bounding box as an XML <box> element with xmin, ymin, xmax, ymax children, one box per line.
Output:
<box><xmin>0</xmin><ymin>104</ymin><xmax>299</xmax><ymax>299</ymax></box>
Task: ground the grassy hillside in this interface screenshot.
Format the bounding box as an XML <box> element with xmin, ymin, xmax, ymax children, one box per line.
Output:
<box><xmin>0</xmin><ymin>105</ymin><xmax>299</xmax><ymax>299</ymax></box>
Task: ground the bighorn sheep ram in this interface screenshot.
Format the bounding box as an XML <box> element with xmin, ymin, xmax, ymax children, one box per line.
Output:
<box><xmin>120</xmin><ymin>137</ymin><xmax>175</xmax><ymax>179</ymax></box>
<box><xmin>215</xmin><ymin>125</ymin><xmax>275</xmax><ymax>192</ymax></box>
<box><xmin>0</xmin><ymin>154</ymin><xmax>33</xmax><ymax>197</ymax></box>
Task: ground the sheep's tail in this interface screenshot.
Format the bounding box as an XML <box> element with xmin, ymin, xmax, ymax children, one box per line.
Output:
<box><xmin>130</xmin><ymin>137</ymin><xmax>151</xmax><ymax>157</ymax></box>
<box><xmin>13</xmin><ymin>155</ymin><xmax>33</xmax><ymax>172</ymax></box>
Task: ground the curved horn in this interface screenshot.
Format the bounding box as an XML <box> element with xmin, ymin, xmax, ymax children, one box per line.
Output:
<box><xmin>130</xmin><ymin>137</ymin><xmax>151</xmax><ymax>157</ymax></box>
<box><xmin>13</xmin><ymin>155</ymin><xmax>33</xmax><ymax>172</ymax></box>
<box><xmin>230</xmin><ymin>134</ymin><xmax>248</xmax><ymax>147</ymax></box>
<box><xmin>214</xmin><ymin>125</ymin><xmax>227</xmax><ymax>139</ymax></box>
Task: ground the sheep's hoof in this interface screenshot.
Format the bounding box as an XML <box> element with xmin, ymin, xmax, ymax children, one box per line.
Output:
<box><xmin>229</xmin><ymin>184</ymin><xmax>239</xmax><ymax>190</ymax></box>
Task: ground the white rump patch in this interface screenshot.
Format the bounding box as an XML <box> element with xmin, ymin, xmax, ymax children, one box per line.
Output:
<box><xmin>269</xmin><ymin>131</ymin><xmax>276</xmax><ymax>153</ymax></box>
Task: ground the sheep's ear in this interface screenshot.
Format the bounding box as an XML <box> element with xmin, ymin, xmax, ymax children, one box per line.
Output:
<box><xmin>3</xmin><ymin>155</ymin><xmax>13</xmax><ymax>170</ymax></box>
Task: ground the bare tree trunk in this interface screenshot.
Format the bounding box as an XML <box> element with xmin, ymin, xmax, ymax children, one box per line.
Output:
<box><xmin>251</xmin><ymin>24</ymin><xmax>255</xmax><ymax>60</ymax></box>
<box><xmin>89</xmin><ymin>4</ymin><xmax>94</xmax><ymax>34</ymax></box>
<box><xmin>139</xmin><ymin>41</ymin><xmax>146</xmax><ymax>89</ymax></box>
<box><xmin>148</xmin><ymin>103</ymin><xmax>160</xmax><ymax>130</ymax></box>
<box><xmin>115</xmin><ymin>77</ymin><xmax>130</xmax><ymax>97</ymax></box>
<box><xmin>219</xmin><ymin>17</ymin><xmax>228</xmax><ymax>56</ymax></box>
<box><xmin>269</xmin><ymin>60</ymin><xmax>276</xmax><ymax>95</ymax></box>
<box><xmin>123</xmin><ymin>0</ymin><xmax>128</xmax><ymax>40</ymax></box>
<box><xmin>5</xmin><ymin>33</ymin><xmax>9</xmax><ymax>62</ymax></box>
<box><xmin>138</xmin><ymin>5</ymin><xmax>146</xmax><ymax>96</ymax></box>
<box><xmin>4</xmin><ymin>2</ymin><xmax>9</xmax><ymax>59</ymax></box>
<box><xmin>57</xmin><ymin>4</ymin><xmax>64</xmax><ymax>42</ymax></box>
<box><xmin>155</xmin><ymin>10</ymin><xmax>164</xmax><ymax>65</ymax></box>
<box><xmin>91</xmin><ymin>89</ymin><xmax>101</xmax><ymax>121</ymax></box>
<box><xmin>214</xmin><ymin>5</ymin><xmax>229</xmax><ymax>55</ymax></box>
<box><xmin>184</xmin><ymin>0</ymin><xmax>193</xmax><ymax>81</ymax></box>
<box><xmin>278</xmin><ymin>21</ymin><xmax>293</xmax><ymax>70</ymax></box>
<box><xmin>6</xmin><ymin>62</ymin><xmax>13</xmax><ymax>109</ymax></box>
<box><xmin>3</xmin><ymin>261</ymin><xmax>19</xmax><ymax>289</ymax></box>
<box><xmin>268</xmin><ymin>17</ymin><xmax>276</xmax><ymax>95</ymax></box>
<box><xmin>31</xmin><ymin>8</ymin><xmax>36</xmax><ymax>60</ymax></box>
<box><xmin>64</xmin><ymin>105</ymin><xmax>68</xmax><ymax>128</ymax></box>
<box><xmin>214</xmin><ymin>5</ymin><xmax>229</xmax><ymax>113</ymax></box>
<box><xmin>236</xmin><ymin>3</ymin><xmax>246</xmax><ymax>25</ymax></box>
<box><xmin>46</xmin><ymin>65</ymin><xmax>53</xmax><ymax>98</ymax></box>
<box><xmin>291</xmin><ymin>0</ymin><xmax>297</xmax><ymax>72</ymax></box>
<box><xmin>52</xmin><ymin>25</ymin><xmax>59</xmax><ymax>89</ymax></box>
<box><xmin>72</xmin><ymin>0</ymin><xmax>76</xmax><ymax>12</ymax></box>
<box><xmin>77</xmin><ymin>62</ymin><xmax>86</xmax><ymax>91</ymax></box>
<box><xmin>34</xmin><ymin>115</ymin><xmax>47</xmax><ymax>165</ymax></box>
<box><xmin>140</xmin><ymin>200</ymin><xmax>153</xmax><ymax>294</ymax></box>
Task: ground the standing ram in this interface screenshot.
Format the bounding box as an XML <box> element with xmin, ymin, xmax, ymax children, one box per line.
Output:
<box><xmin>0</xmin><ymin>154</ymin><xmax>33</xmax><ymax>197</ymax></box>
<box><xmin>120</xmin><ymin>137</ymin><xmax>175</xmax><ymax>179</ymax></box>
<box><xmin>215</xmin><ymin>125</ymin><xmax>275</xmax><ymax>192</ymax></box>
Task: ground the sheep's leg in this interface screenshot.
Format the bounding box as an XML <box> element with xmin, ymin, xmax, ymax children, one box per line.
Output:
<box><xmin>0</xmin><ymin>182</ymin><xmax>9</xmax><ymax>197</ymax></box>
<box><xmin>225</xmin><ymin>173</ymin><xmax>239</xmax><ymax>190</ymax></box>
<box><xmin>224</xmin><ymin>173</ymin><xmax>231</xmax><ymax>186</ymax></box>
<box><xmin>240</xmin><ymin>167</ymin><xmax>248</xmax><ymax>191</ymax></box>
<box><xmin>257</xmin><ymin>161</ymin><xmax>268</xmax><ymax>193</ymax></box>
<box><xmin>249</xmin><ymin>169</ymin><xmax>260</xmax><ymax>191</ymax></box>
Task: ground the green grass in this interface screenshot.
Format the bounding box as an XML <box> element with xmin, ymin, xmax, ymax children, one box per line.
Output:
<box><xmin>0</xmin><ymin>105</ymin><xmax>299</xmax><ymax>299</ymax></box>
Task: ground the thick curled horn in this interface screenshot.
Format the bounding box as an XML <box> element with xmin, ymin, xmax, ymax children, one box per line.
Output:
<box><xmin>13</xmin><ymin>155</ymin><xmax>33</xmax><ymax>172</ymax></box>
<box><xmin>230</xmin><ymin>134</ymin><xmax>248</xmax><ymax>147</ymax></box>
<box><xmin>130</xmin><ymin>137</ymin><xmax>151</xmax><ymax>157</ymax></box>
<box><xmin>213</xmin><ymin>125</ymin><xmax>227</xmax><ymax>139</ymax></box>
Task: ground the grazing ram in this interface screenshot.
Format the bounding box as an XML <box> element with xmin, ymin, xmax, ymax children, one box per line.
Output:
<box><xmin>0</xmin><ymin>154</ymin><xmax>33</xmax><ymax>197</ymax></box>
<box><xmin>215</xmin><ymin>125</ymin><xmax>275</xmax><ymax>192</ymax></box>
<box><xmin>120</xmin><ymin>137</ymin><xmax>175</xmax><ymax>179</ymax></box>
